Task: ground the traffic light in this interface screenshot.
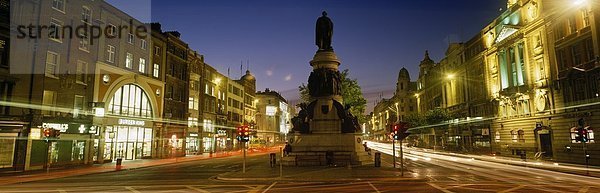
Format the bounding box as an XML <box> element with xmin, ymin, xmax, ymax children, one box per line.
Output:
<box><xmin>577</xmin><ymin>127</ymin><xmax>589</xmax><ymax>143</ymax></box>
<box><xmin>393</xmin><ymin>122</ymin><xmax>411</xmax><ymax>141</ymax></box>
<box><xmin>237</xmin><ymin>125</ymin><xmax>250</xmax><ymax>142</ymax></box>
<box><xmin>43</xmin><ymin>128</ymin><xmax>52</xmax><ymax>138</ymax></box>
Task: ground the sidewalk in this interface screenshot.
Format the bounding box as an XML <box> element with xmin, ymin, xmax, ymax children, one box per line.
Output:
<box><xmin>408</xmin><ymin>147</ymin><xmax>600</xmax><ymax>177</ymax></box>
<box><xmin>0</xmin><ymin>148</ymin><xmax>275</xmax><ymax>186</ymax></box>
<box><xmin>216</xmin><ymin>163</ymin><xmax>425</xmax><ymax>182</ymax></box>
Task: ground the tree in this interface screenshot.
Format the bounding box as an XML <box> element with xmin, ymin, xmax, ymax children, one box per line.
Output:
<box><xmin>298</xmin><ymin>69</ymin><xmax>367</xmax><ymax>123</ymax></box>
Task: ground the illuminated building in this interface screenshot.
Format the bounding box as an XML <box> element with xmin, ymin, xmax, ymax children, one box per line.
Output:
<box><xmin>255</xmin><ymin>88</ymin><xmax>290</xmax><ymax>145</ymax></box>
<box><xmin>371</xmin><ymin>68</ymin><xmax>417</xmax><ymax>142</ymax></box>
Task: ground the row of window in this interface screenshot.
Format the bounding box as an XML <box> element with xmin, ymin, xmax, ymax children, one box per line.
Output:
<box><xmin>493</xmin><ymin>128</ymin><xmax>596</xmax><ymax>144</ymax></box>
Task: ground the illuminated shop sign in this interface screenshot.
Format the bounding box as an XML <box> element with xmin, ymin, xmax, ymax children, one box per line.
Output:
<box><xmin>42</xmin><ymin>123</ymin><xmax>68</xmax><ymax>132</ymax></box>
<box><xmin>118</xmin><ymin>119</ymin><xmax>145</xmax><ymax>126</ymax></box>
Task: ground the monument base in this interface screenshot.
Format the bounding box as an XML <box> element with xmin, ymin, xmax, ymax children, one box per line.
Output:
<box><xmin>282</xmin><ymin>133</ymin><xmax>372</xmax><ymax>166</ymax></box>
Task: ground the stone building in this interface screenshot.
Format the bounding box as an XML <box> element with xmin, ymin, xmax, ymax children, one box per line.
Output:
<box><xmin>370</xmin><ymin>68</ymin><xmax>417</xmax><ymax>142</ymax></box>
<box><xmin>414</xmin><ymin>0</ymin><xmax>600</xmax><ymax>165</ymax></box>
<box><xmin>255</xmin><ymin>88</ymin><xmax>290</xmax><ymax>144</ymax></box>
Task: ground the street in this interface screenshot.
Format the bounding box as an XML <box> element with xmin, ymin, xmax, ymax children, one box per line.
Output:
<box><xmin>0</xmin><ymin>143</ymin><xmax>598</xmax><ymax>192</ymax></box>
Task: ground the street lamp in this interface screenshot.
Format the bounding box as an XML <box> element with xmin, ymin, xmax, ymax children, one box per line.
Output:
<box><xmin>446</xmin><ymin>73</ymin><xmax>455</xmax><ymax>80</ymax></box>
<box><xmin>395</xmin><ymin>102</ymin><xmax>400</xmax><ymax>122</ymax></box>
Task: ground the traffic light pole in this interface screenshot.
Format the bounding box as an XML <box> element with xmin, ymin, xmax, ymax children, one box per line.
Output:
<box><xmin>392</xmin><ymin>139</ymin><xmax>396</xmax><ymax>168</ymax></box>
<box><xmin>243</xmin><ymin>141</ymin><xmax>246</xmax><ymax>173</ymax></box>
<box><xmin>400</xmin><ymin>139</ymin><xmax>404</xmax><ymax>177</ymax></box>
<box><xmin>584</xmin><ymin>139</ymin><xmax>589</xmax><ymax>175</ymax></box>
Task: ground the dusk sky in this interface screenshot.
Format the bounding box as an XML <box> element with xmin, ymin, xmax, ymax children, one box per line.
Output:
<box><xmin>107</xmin><ymin>0</ymin><xmax>507</xmax><ymax>113</ymax></box>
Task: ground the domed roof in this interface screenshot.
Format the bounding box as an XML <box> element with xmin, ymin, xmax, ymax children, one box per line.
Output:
<box><xmin>241</xmin><ymin>70</ymin><xmax>255</xmax><ymax>81</ymax></box>
<box><xmin>398</xmin><ymin>67</ymin><xmax>410</xmax><ymax>80</ymax></box>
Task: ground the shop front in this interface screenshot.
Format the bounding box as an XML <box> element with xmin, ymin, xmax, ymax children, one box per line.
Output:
<box><xmin>96</xmin><ymin>83</ymin><xmax>158</xmax><ymax>162</ymax></box>
<box><xmin>186</xmin><ymin>132</ymin><xmax>199</xmax><ymax>155</ymax></box>
<box><xmin>0</xmin><ymin>120</ymin><xmax>28</xmax><ymax>170</ymax></box>
<box><xmin>102</xmin><ymin>121</ymin><xmax>153</xmax><ymax>161</ymax></box>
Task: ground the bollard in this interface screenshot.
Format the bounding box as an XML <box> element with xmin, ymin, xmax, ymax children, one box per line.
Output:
<box><xmin>374</xmin><ymin>152</ymin><xmax>381</xmax><ymax>167</ymax></box>
<box><xmin>116</xmin><ymin>158</ymin><xmax>123</xmax><ymax>170</ymax></box>
<box><xmin>270</xmin><ymin>153</ymin><xmax>276</xmax><ymax>168</ymax></box>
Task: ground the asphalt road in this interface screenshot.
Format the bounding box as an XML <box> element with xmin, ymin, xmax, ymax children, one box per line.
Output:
<box><xmin>1</xmin><ymin>145</ymin><xmax>599</xmax><ymax>193</ymax></box>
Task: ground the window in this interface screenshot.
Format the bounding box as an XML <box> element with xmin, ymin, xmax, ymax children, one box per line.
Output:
<box><xmin>81</xmin><ymin>6</ymin><xmax>91</xmax><ymax>24</ymax></box>
<box><xmin>511</xmin><ymin>130</ymin><xmax>517</xmax><ymax>143</ymax></box>
<box><xmin>141</xmin><ymin>39</ymin><xmax>147</xmax><ymax>50</ymax></box>
<box><xmin>189</xmin><ymin>97</ymin><xmax>199</xmax><ymax>110</ymax></box>
<box><xmin>52</xmin><ymin>0</ymin><xmax>65</xmax><ymax>12</ymax></box>
<box><xmin>126</xmin><ymin>53</ymin><xmax>133</xmax><ymax>69</ymax></box>
<box><xmin>495</xmin><ymin>131</ymin><xmax>501</xmax><ymax>142</ymax></box>
<box><xmin>45</xmin><ymin>51</ymin><xmax>59</xmax><ymax>77</ymax></box>
<box><xmin>107</xmin><ymin>84</ymin><xmax>153</xmax><ymax>118</ymax></box>
<box><xmin>568</xmin><ymin>15</ymin><xmax>577</xmax><ymax>34</ymax></box>
<box><xmin>42</xmin><ymin>90</ymin><xmax>57</xmax><ymax>116</ymax></box>
<box><xmin>107</xmin><ymin>24</ymin><xmax>116</xmax><ymax>36</ymax></box>
<box><xmin>517</xmin><ymin>130</ymin><xmax>525</xmax><ymax>143</ymax></box>
<box><xmin>154</xmin><ymin>46</ymin><xmax>161</xmax><ymax>55</ymax></box>
<box><xmin>582</xmin><ymin>9</ymin><xmax>590</xmax><ymax>27</ymax></box>
<box><xmin>79</xmin><ymin>30</ymin><xmax>89</xmax><ymax>51</ymax></box>
<box><xmin>74</xmin><ymin>95</ymin><xmax>84</xmax><ymax>118</ymax></box>
<box><xmin>49</xmin><ymin>19</ymin><xmax>63</xmax><ymax>42</ymax></box>
<box><xmin>139</xmin><ymin>58</ymin><xmax>146</xmax><ymax>73</ymax></box>
<box><xmin>153</xmin><ymin>64</ymin><xmax>160</xmax><ymax>78</ymax></box>
<box><xmin>128</xmin><ymin>33</ymin><xmax>134</xmax><ymax>44</ymax></box>
<box><xmin>106</xmin><ymin>45</ymin><xmax>115</xmax><ymax>63</ymax></box>
<box><xmin>76</xmin><ymin>61</ymin><xmax>87</xmax><ymax>84</ymax></box>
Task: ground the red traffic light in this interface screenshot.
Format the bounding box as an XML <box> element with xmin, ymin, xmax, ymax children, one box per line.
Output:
<box><xmin>43</xmin><ymin>128</ymin><xmax>52</xmax><ymax>137</ymax></box>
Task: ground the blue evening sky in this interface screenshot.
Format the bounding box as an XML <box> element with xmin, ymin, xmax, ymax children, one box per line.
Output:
<box><xmin>106</xmin><ymin>0</ymin><xmax>506</xmax><ymax>113</ymax></box>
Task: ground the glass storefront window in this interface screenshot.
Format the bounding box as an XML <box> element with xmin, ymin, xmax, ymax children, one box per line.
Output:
<box><xmin>108</xmin><ymin>84</ymin><xmax>153</xmax><ymax>118</ymax></box>
<box><xmin>105</xmin><ymin>126</ymin><xmax>153</xmax><ymax>160</ymax></box>
<box><xmin>0</xmin><ymin>133</ymin><xmax>17</xmax><ymax>168</ymax></box>
<box><xmin>72</xmin><ymin>141</ymin><xmax>85</xmax><ymax>161</ymax></box>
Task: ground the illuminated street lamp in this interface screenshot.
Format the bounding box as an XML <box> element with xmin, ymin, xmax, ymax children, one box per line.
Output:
<box><xmin>395</xmin><ymin>102</ymin><xmax>400</xmax><ymax>122</ymax></box>
<box><xmin>446</xmin><ymin>73</ymin><xmax>455</xmax><ymax>80</ymax></box>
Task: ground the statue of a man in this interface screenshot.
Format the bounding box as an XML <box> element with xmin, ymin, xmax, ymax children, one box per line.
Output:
<box><xmin>316</xmin><ymin>11</ymin><xmax>333</xmax><ymax>51</ymax></box>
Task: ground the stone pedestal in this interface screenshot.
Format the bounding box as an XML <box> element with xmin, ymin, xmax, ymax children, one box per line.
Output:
<box><xmin>286</xmin><ymin>50</ymin><xmax>367</xmax><ymax>166</ymax></box>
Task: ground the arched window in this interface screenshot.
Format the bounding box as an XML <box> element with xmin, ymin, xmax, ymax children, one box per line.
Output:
<box><xmin>511</xmin><ymin>130</ymin><xmax>517</xmax><ymax>143</ymax></box>
<box><xmin>495</xmin><ymin>131</ymin><xmax>501</xmax><ymax>142</ymax></box>
<box><xmin>108</xmin><ymin>84</ymin><xmax>153</xmax><ymax>118</ymax></box>
<box><xmin>517</xmin><ymin>129</ymin><xmax>525</xmax><ymax>143</ymax></box>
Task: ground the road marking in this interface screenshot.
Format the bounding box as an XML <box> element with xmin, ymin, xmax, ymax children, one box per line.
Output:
<box><xmin>228</xmin><ymin>165</ymin><xmax>238</xmax><ymax>168</ymax></box>
<box><xmin>428</xmin><ymin>183</ymin><xmax>454</xmax><ymax>193</ymax></box>
<box><xmin>249</xmin><ymin>185</ymin><xmax>266</xmax><ymax>193</ymax></box>
<box><xmin>579</xmin><ymin>186</ymin><xmax>590</xmax><ymax>193</ymax></box>
<box><xmin>367</xmin><ymin>182</ymin><xmax>381</xmax><ymax>193</ymax></box>
<box><xmin>213</xmin><ymin>164</ymin><xmax>226</xmax><ymax>168</ymax></box>
<box><xmin>261</xmin><ymin>182</ymin><xmax>277</xmax><ymax>193</ymax></box>
<box><xmin>186</xmin><ymin>185</ymin><xmax>210</xmax><ymax>193</ymax></box>
<box><xmin>498</xmin><ymin>184</ymin><xmax>525</xmax><ymax>193</ymax></box>
<box><xmin>125</xmin><ymin>186</ymin><xmax>141</xmax><ymax>193</ymax></box>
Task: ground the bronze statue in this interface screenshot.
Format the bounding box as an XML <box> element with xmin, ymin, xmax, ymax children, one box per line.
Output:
<box><xmin>316</xmin><ymin>11</ymin><xmax>333</xmax><ymax>51</ymax></box>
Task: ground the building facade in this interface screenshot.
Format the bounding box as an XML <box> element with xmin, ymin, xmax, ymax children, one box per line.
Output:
<box><xmin>370</xmin><ymin>68</ymin><xmax>417</xmax><ymax>142</ymax></box>
<box><xmin>412</xmin><ymin>0</ymin><xmax>600</xmax><ymax>165</ymax></box>
<box><xmin>255</xmin><ymin>88</ymin><xmax>290</xmax><ymax>145</ymax></box>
